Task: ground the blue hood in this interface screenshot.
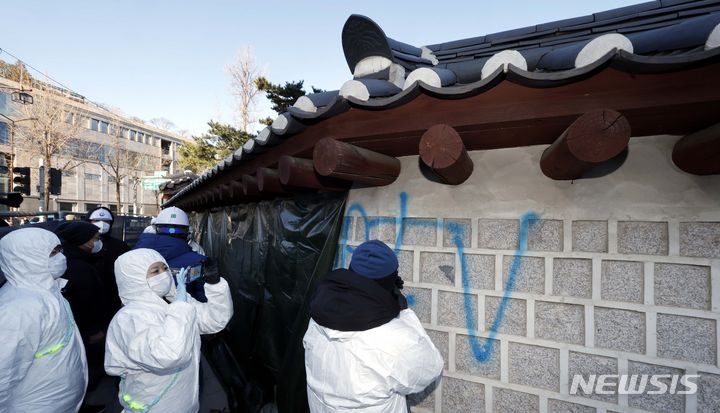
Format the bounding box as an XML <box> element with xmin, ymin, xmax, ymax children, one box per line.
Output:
<box><xmin>134</xmin><ymin>233</ymin><xmax>206</xmax><ymax>268</ymax></box>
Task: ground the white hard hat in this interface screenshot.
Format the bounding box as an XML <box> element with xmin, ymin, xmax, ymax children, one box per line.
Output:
<box><xmin>88</xmin><ymin>207</ymin><xmax>113</xmax><ymax>221</ymax></box>
<box><xmin>155</xmin><ymin>207</ymin><xmax>190</xmax><ymax>227</ymax></box>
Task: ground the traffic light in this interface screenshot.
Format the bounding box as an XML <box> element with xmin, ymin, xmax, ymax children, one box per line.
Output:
<box><xmin>12</xmin><ymin>166</ymin><xmax>30</xmax><ymax>195</ymax></box>
<box><xmin>49</xmin><ymin>167</ymin><xmax>62</xmax><ymax>195</ymax></box>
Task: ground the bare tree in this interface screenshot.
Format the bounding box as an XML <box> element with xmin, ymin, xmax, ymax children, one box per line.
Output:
<box><xmin>19</xmin><ymin>93</ymin><xmax>83</xmax><ymax>211</ymax></box>
<box><xmin>227</xmin><ymin>47</ymin><xmax>262</xmax><ymax>133</ymax></box>
<box><xmin>149</xmin><ymin>117</ymin><xmax>176</xmax><ymax>132</ymax></box>
<box><xmin>95</xmin><ymin>117</ymin><xmax>154</xmax><ymax>212</ymax></box>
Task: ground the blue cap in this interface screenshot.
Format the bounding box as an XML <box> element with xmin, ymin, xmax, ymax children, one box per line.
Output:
<box><xmin>349</xmin><ymin>240</ymin><xmax>398</xmax><ymax>279</ymax></box>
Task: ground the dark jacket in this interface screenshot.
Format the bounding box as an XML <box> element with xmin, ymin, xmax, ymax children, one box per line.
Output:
<box><xmin>61</xmin><ymin>245</ymin><xmax>115</xmax><ymax>338</ymax></box>
<box><xmin>309</xmin><ymin>269</ymin><xmax>407</xmax><ymax>332</ymax></box>
<box><xmin>92</xmin><ymin>234</ymin><xmax>129</xmax><ymax>313</ymax></box>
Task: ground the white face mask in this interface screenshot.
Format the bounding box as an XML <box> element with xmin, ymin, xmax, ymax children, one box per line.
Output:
<box><xmin>91</xmin><ymin>239</ymin><xmax>103</xmax><ymax>254</ymax></box>
<box><xmin>48</xmin><ymin>253</ymin><xmax>67</xmax><ymax>279</ymax></box>
<box><xmin>147</xmin><ymin>271</ymin><xmax>172</xmax><ymax>297</ymax></box>
<box><xmin>93</xmin><ymin>221</ymin><xmax>111</xmax><ymax>234</ymax></box>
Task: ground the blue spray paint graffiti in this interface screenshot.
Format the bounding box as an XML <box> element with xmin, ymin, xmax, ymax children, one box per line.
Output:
<box><xmin>338</xmin><ymin>192</ymin><xmax>537</xmax><ymax>363</ymax></box>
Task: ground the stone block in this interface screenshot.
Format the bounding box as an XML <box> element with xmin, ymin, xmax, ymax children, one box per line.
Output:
<box><xmin>601</xmin><ymin>260</ymin><xmax>644</xmax><ymax>303</ymax></box>
<box><xmin>408</xmin><ymin>377</ymin><xmax>438</xmax><ymax>411</ymax></box>
<box><xmin>655</xmin><ymin>263</ymin><xmax>711</xmax><ymax>310</ymax></box>
<box><xmin>680</xmin><ymin>222</ymin><xmax>720</xmax><ymax>258</ymax></box>
<box><xmin>698</xmin><ymin>372</ymin><xmax>720</xmax><ymax>413</ymax></box>
<box><xmin>617</xmin><ymin>221</ymin><xmax>668</xmax><ymax>255</ymax></box>
<box><xmin>509</xmin><ymin>342</ymin><xmax>560</xmax><ymax>391</ymax></box>
<box><xmin>572</xmin><ymin>220</ymin><xmax>608</xmax><ymax>253</ymax></box>
<box><xmin>485</xmin><ymin>296</ymin><xmax>527</xmax><ymax>337</ymax></box>
<box><xmin>568</xmin><ymin>351</ymin><xmax>618</xmax><ymax>403</ymax></box>
<box><xmin>441</xmin><ymin>377</ymin><xmax>485</xmax><ymax>412</ymax></box>
<box><xmin>444</xmin><ymin>218</ymin><xmax>471</xmax><ymax>248</ymax></box>
<box><xmin>547</xmin><ymin>399</ymin><xmax>596</xmax><ymax>413</ymax></box>
<box><xmin>594</xmin><ymin>307</ymin><xmax>645</xmax><ymax>354</ymax></box>
<box><xmin>405</xmin><ymin>286</ymin><xmax>432</xmax><ymax>324</ymax></box>
<box><xmin>502</xmin><ymin>255</ymin><xmax>545</xmax><ymax>294</ymax></box>
<box><xmin>438</xmin><ymin>291</ymin><xmax>477</xmax><ymax>330</ymax></box>
<box><xmin>398</xmin><ymin>250</ymin><xmax>414</xmax><ymax>282</ymax></box>
<box><xmin>420</xmin><ymin>252</ymin><xmax>455</xmax><ymax>286</ymax></box>
<box><xmin>553</xmin><ymin>258</ymin><xmax>592</xmax><ymax>298</ymax></box>
<box><xmin>455</xmin><ymin>335</ymin><xmax>500</xmax><ymax>379</ymax></box>
<box><xmin>462</xmin><ymin>254</ymin><xmax>495</xmax><ymax>290</ymax></box>
<box><xmin>493</xmin><ymin>388</ymin><xmax>539</xmax><ymax>413</ymax></box>
<box><xmin>528</xmin><ymin>219</ymin><xmax>563</xmax><ymax>252</ymax></box>
<box><xmin>535</xmin><ymin>301</ymin><xmax>585</xmax><ymax>345</ymax></box>
<box><xmin>426</xmin><ymin>329</ymin><xmax>449</xmax><ymax>370</ymax></box>
<box><xmin>657</xmin><ymin>314</ymin><xmax>717</xmax><ymax>365</ymax></box>
<box><xmin>478</xmin><ymin>219</ymin><xmax>519</xmax><ymax>250</ymax></box>
<box><xmin>628</xmin><ymin>361</ymin><xmax>685</xmax><ymax>413</ymax></box>
<box><xmin>339</xmin><ymin>216</ymin><xmax>354</xmax><ymax>242</ymax></box>
<box><xmin>355</xmin><ymin>216</ymin><xmax>396</xmax><ymax>244</ymax></box>
<box><xmin>402</xmin><ymin>218</ymin><xmax>437</xmax><ymax>246</ymax></box>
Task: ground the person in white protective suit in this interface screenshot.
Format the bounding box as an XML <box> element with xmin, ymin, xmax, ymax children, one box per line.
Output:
<box><xmin>304</xmin><ymin>240</ymin><xmax>443</xmax><ymax>413</ymax></box>
<box><xmin>104</xmin><ymin>248</ymin><xmax>233</xmax><ymax>413</ymax></box>
<box><xmin>0</xmin><ymin>228</ymin><xmax>88</xmax><ymax>412</ymax></box>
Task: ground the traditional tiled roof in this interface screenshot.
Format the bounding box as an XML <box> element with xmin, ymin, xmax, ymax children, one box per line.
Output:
<box><xmin>166</xmin><ymin>0</ymin><xmax>720</xmax><ymax>206</ymax></box>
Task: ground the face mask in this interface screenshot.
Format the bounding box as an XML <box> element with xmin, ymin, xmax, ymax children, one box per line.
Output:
<box><xmin>91</xmin><ymin>239</ymin><xmax>103</xmax><ymax>254</ymax></box>
<box><xmin>48</xmin><ymin>254</ymin><xmax>67</xmax><ymax>279</ymax></box>
<box><xmin>147</xmin><ymin>271</ymin><xmax>172</xmax><ymax>297</ymax></box>
<box><xmin>93</xmin><ymin>221</ymin><xmax>110</xmax><ymax>234</ymax></box>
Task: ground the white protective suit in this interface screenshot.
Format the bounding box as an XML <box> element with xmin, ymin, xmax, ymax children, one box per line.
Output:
<box><xmin>0</xmin><ymin>228</ymin><xmax>88</xmax><ymax>413</ymax></box>
<box><xmin>104</xmin><ymin>248</ymin><xmax>233</xmax><ymax>413</ymax></box>
<box><xmin>303</xmin><ymin>309</ymin><xmax>443</xmax><ymax>413</ymax></box>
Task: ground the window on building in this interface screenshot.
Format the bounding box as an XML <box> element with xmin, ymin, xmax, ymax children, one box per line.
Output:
<box><xmin>84</xmin><ymin>173</ymin><xmax>101</xmax><ymax>181</ymax></box>
<box><xmin>137</xmin><ymin>132</ymin><xmax>145</xmax><ymax>142</ymax></box>
<box><xmin>85</xmin><ymin>203</ymin><xmax>100</xmax><ymax>212</ymax></box>
<box><xmin>65</xmin><ymin>112</ymin><xmax>75</xmax><ymax>125</ymax></box>
<box><xmin>100</xmin><ymin>121</ymin><xmax>109</xmax><ymax>134</ymax></box>
<box><xmin>108</xmin><ymin>176</ymin><xmax>117</xmax><ymax>184</ymax></box>
<box><xmin>0</xmin><ymin>122</ymin><xmax>8</xmax><ymax>145</ymax></box>
<box><xmin>129</xmin><ymin>130</ymin><xmax>137</xmax><ymax>141</ymax></box>
<box><xmin>62</xmin><ymin>169</ymin><xmax>76</xmax><ymax>177</ymax></box>
<box><xmin>161</xmin><ymin>140</ymin><xmax>171</xmax><ymax>155</ymax></box>
<box><xmin>58</xmin><ymin>202</ymin><xmax>76</xmax><ymax>212</ymax></box>
<box><xmin>90</xmin><ymin>118</ymin><xmax>100</xmax><ymax>131</ymax></box>
<box><xmin>108</xmin><ymin>204</ymin><xmax>118</xmax><ymax>213</ymax></box>
<box><xmin>0</xmin><ymin>93</ymin><xmax>6</xmax><ymax>112</ymax></box>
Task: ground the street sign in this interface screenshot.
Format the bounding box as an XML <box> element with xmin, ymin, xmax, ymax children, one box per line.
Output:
<box><xmin>153</xmin><ymin>171</ymin><xmax>168</xmax><ymax>177</ymax></box>
<box><xmin>142</xmin><ymin>176</ymin><xmax>169</xmax><ymax>190</ymax></box>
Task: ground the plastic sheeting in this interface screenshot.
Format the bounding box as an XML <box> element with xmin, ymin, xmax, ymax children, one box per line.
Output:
<box><xmin>192</xmin><ymin>192</ymin><xmax>346</xmax><ymax>413</ymax></box>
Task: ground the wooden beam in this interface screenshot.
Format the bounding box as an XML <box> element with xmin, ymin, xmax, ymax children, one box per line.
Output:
<box><xmin>313</xmin><ymin>138</ymin><xmax>401</xmax><ymax>185</ymax></box>
<box><xmin>278</xmin><ymin>156</ymin><xmax>352</xmax><ymax>191</ymax></box>
<box><xmin>419</xmin><ymin>124</ymin><xmax>473</xmax><ymax>185</ymax></box>
<box><xmin>540</xmin><ymin>109</ymin><xmax>631</xmax><ymax>180</ymax></box>
<box><xmin>256</xmin><ymin>167</ymin><xmax>291</xmax><ymax>194</ymax></box>
<box><xmin>229</xmin><ymin>180</ymin><xmax>243</xmax><ymax>198</ymax></box>
<box><xmin>672</xmin><ymin>122</ymin><xmax>720</xmax><ymax>175</ymax></box>
<box><xmin>242</xmin><ymin>175</ymin><xmax>260</xmax><ymax>197</ymax></box>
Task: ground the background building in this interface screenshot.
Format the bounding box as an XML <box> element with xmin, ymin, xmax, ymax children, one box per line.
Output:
<box><xmin>0</xmin><ymin>74</ymin><xmax>188</xmax><ymax>215</ymax></box>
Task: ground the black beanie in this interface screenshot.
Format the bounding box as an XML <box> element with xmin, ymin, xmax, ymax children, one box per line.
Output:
<box><xmin>55</xmin><ymin>221</ymin><xmax>99</xmax><ymax>246</ymax></box>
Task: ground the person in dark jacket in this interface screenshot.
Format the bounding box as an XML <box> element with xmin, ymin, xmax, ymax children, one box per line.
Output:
<box><xmin>87</xmin><ymin>206</ymin><xmax>129</xmax><ymax>313</ymax></box>
<box><xmin>54</xmin><ymin>221</ymin><xmax>115</xmax><ymax>404</ymax></box>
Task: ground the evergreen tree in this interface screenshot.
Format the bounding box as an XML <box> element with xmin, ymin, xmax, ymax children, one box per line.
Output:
<box><xmin>178</xmin><ymin>121</ymin><xmax>252</xmax><ymax>172</ymax></box>
<box><xmin>256</xmin><ymin>77</ymin><xmax>325</xmax><ymax>121</ymax></box>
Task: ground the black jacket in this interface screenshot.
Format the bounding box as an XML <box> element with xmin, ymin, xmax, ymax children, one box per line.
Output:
<box><xmin>92</xmin><ymin>234</ymin><xmax>129</xmax><ymax>313</ymax></box>
<box><xmin>61</xmin><ymin>245</ymin><xmax>115</xmax><ymax>338</ymax></box>
<box><xmin>309</xmin><ymin>269</ymin><xmax>407</xmax><ymax>332</ymax></box>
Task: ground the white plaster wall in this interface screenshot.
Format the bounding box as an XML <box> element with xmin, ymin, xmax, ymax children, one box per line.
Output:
<box><xmin>347</xmin><ymin>135</ymin><xmax>720</xmax><ymax>221</ymax></box>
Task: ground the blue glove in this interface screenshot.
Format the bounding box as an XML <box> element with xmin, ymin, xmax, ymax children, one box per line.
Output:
<box><xmin>175</xmin><ymin>267</ymin><xmax>188</xmax><ymax>302</ymax></box>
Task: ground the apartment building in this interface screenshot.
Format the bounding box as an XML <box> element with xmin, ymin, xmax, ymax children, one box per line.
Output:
<box><xmin>0</xmin><ymin>75</ymin><xmax>189</xmax><ymax>215</ymax></box>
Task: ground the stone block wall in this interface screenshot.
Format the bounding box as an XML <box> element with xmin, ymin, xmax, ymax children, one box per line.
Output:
<box><xmin>336</xmin><ymin>137</ymin><xmax>720</xmax><ymax>413</ymax></box>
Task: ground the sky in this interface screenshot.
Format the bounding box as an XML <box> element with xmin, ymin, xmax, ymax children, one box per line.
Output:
<box><xmin>1</xmin><ymin>0</ymin><xmax>642</xmax><ymax>136</ymax></box>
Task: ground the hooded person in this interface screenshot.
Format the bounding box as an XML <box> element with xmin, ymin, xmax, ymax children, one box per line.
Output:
<box><xmin>0</xmin><ymin>228</ymin><xmax>88</xmax><ymax>412</ymax></box>
<box><xmin>303</xmin><ymin>240</ymin><xmax>443</xmax><ymax>413</ymax></box>
<box><xmin>87</xmin><ymin>206</ymin><xmax>130</xmax><ymax>312</ymax></box>
<box><xmin>135</xmin><ymin>207</ymin><xmax>209</xmax><ymax>302</ymax></box>
<box><xmin>105</xmin><ymin>249</ymin><xmax>233</xmax><ymax>413</ymax></box>
<box><xmin>55</xmin><ymin>220</ymin><xmax>116</xmax><ymax>398</ymax></box>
